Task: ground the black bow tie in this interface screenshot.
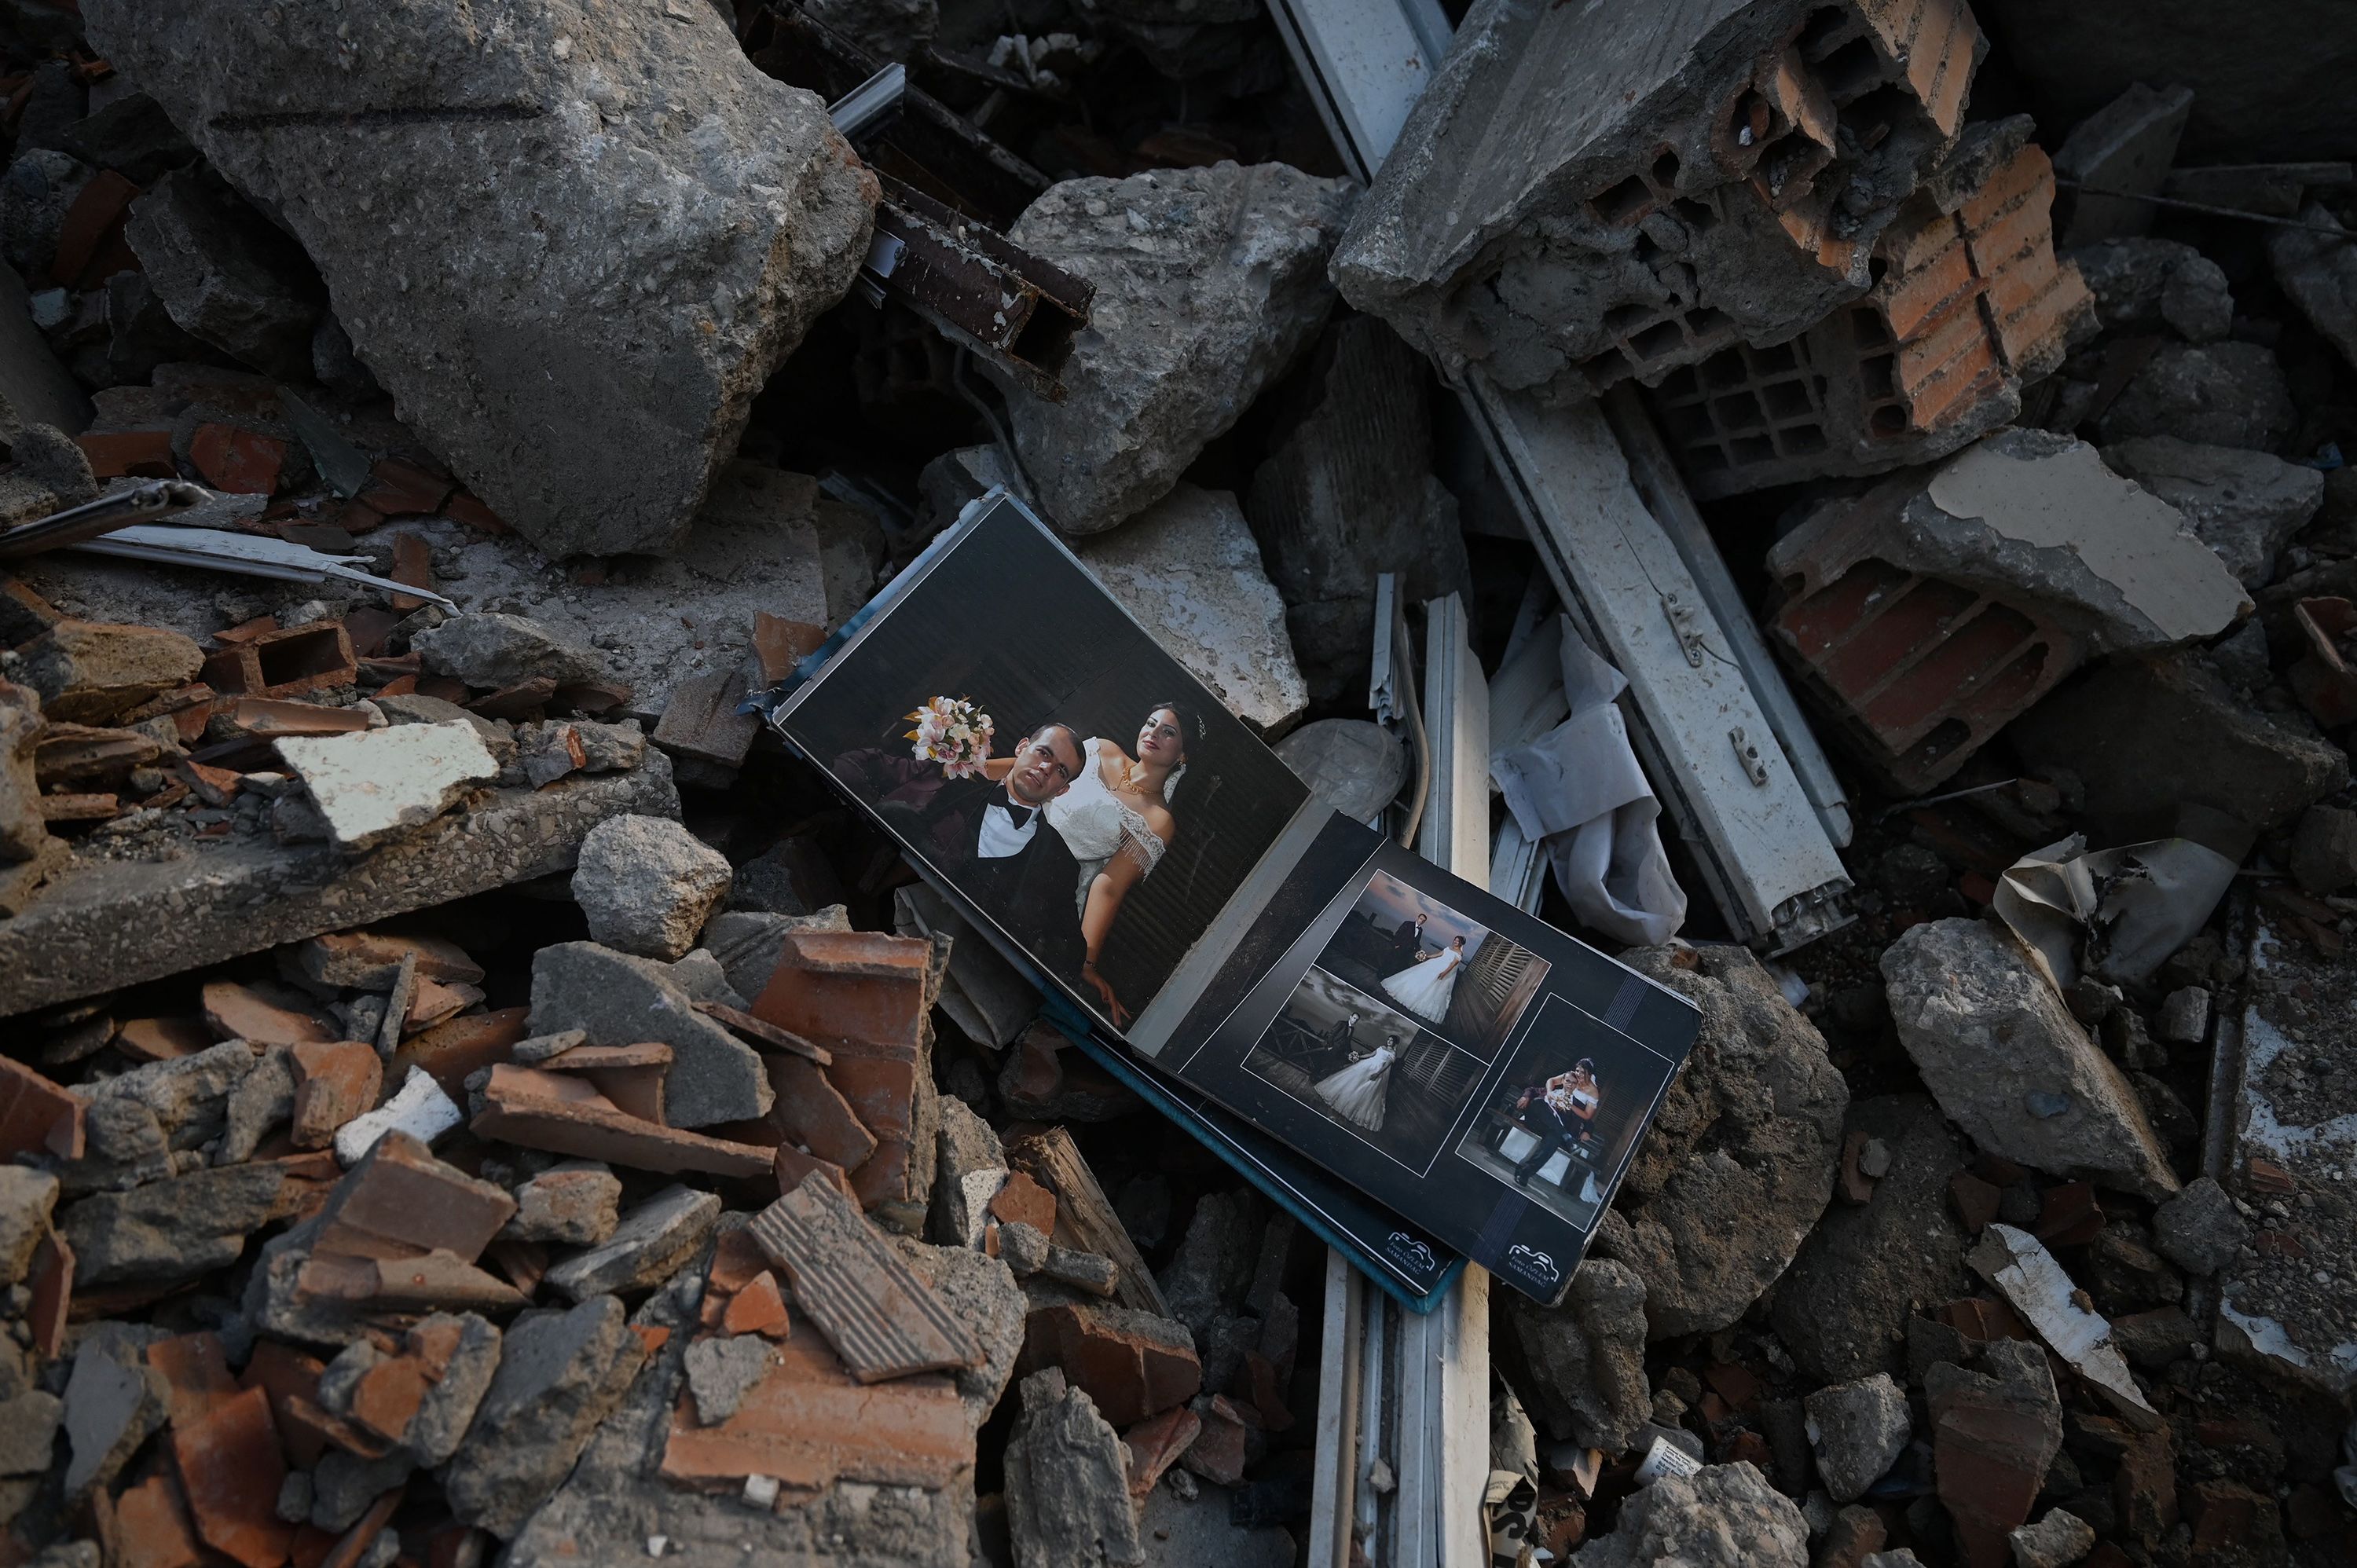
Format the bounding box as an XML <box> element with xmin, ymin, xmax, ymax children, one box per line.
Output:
<box><xmin>1000</xmin><ymin>801</ymin><xmax>1035</xmax><ymax>828</ymax></box>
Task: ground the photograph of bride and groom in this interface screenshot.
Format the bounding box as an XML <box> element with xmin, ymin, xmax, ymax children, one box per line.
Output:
<box><xmin>781</xmin><ymin>516</ymin><xmax>1310</xmax><ymax>1037</ymax></box>
<box><xmin>1242</xmin><ymin>870</ymin><xmax>1552</xmax><ymax>1172</ymax></box>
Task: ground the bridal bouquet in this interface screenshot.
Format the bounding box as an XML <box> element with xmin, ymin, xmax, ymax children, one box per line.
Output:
<box><xmin>905</xmin><ymin>695</ymin><xmax>995</xmax><ymax>779</ymax></box>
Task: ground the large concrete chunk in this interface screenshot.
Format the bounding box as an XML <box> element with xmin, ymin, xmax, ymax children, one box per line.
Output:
<box><xmin>1881</xmin><ymin>918</ymin><xmax>2178</xmax><ymax>1198</ymax></box>
<box><xmin>1601</xmin><ymin>945</ymin><xmax>1848</xmax><ymax>1339</ymax></box>
<box><xmin>526</xmin><ymin>942</ymin><xmax>771</xmax><ymax>1129</ymax></box>
<box><xmin>1002</xmin><ymin>1368</ymin><xmax>1142</xmax><ymax>1568</ymax></box>
<box><xmin>1570</xmin><ymin>1462</ymin><xmax>1808</xmax><ymax>1568</ymax></box>
<box><xmin>1004</xmin><ymin>162</ymin><xmax>1355</xmax><ymax>533</ymax></box>
<box><xmin>1075</xmin><ymin>485</ymin><xmax>1307</xmax><ymax>731</ymax></box>
<box><xmin>1501</xmin><ymin>1256</ymin><xmax>1650</xmax><ymax>1452</ymax></box>
<box><xmin>2267</xmin><ymin>203</ymin><xmax>2357</xmax><ymax>376</ymax></box>
<box><xmin>2102</xmin><ymin>438</ymin><xmax>2323</xmax><ymax>589</ymax></box>
<box><xmin>1334</xmin><ymin>0</ymin><xmax>1981</xmax><ymax>404</ymax></box>
<box><xmin>83</xmin><ymin>0</ymin><xmax>877</xmax><ymax>559</ymax></box>
<box><xmin>123</xmin><ymin>165</ymin><xmax>322</xmax><ymax>383</ymax></box>
<box><xmin>443</xmin><ymin>1294</ymin><xmax>648</xmax><ymax>1538</ymax></box>
<box><xmin>570</xmin><ymin>815</ymin><xmax>732</xmax><ymax>962</ymax></box>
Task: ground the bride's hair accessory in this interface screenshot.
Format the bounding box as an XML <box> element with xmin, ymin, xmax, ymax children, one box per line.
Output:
<box><xmin>905</xmin><ymin>695</ymin><xmax>994</xmax><ymax>779</ymax></box>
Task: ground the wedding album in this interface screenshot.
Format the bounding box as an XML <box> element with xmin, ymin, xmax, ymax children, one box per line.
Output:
<box><xmin>760</xmin><ymin>490</ymin><xmax>1699</xmax><ymax>1307</ymax></box>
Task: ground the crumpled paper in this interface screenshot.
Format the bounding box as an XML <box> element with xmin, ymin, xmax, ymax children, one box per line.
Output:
<box><xmin>1490</xmin><ymin>631</ymin><xmax>1686</xmax><ymax>947</ymax></box>
<box><xmin>1992</xmin><ymin>832</ymin><xmax>2239</xmax><ymax>991</ymax></box>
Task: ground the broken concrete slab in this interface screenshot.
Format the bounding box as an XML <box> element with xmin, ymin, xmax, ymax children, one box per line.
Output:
<box><xmin>443</xmin><ymin>1292</ymin><xmax>649</xmax><ymax>1539</ymax></box>
<box><xmin>0</xmin><ymin>748</ymin><xmax>678</xmax><ymax>1016</ymax></box>
<box><xmin>58</xmin><ymin>1161</ymin><xmax>289</xmax><ymax>1286</ymax></box>
<box><xmin>2093</xmin><ymin>340</ymin><xmax>2297</xmax><ymax>452</ymax></box>
<box><xmin>409</xmin><ymin>614</ymin><xmax>606</xmax><ymax>694</ymax></box>
<box><xmin>1882</xmin><ymin>919</ymin><xmax>2179</xmax><ymax>1198</ymax></box>
<box><xmin>1241</xmin><ymin>315</ymin><xmax>1471</xmax><ymax>706</ymax></box>
<box><xmin>1805</xmin><ymin>1374</ymin><xmax>1911</xmax><ymax>1503</ymax></box>
<box><xmin>2102</xmin><ymin>437</ymin><xmax>2323</xmax><ymax>589</ymax></box>
<box><xmin>1772</xmin><ymin>1095</ymin><xmax>1970</xmax><ymax>1383</ymax></box>
<box><xmin>569</xmin><ymin>814</ymin><xmax>731</xmax><ymax>962</ymax></box>
<box><xmin>1600</xmin><ymin>946</ymin><xmax>1848</xmax><ymax>1338</ymax></box>
<box><xmin>2007</xmin><ymin>651</ymin><xmax>2348</xmax><ymax>841</ymax></box>
<box><xmin>1501</xmin><ymin>1256</ymin><xmax>1650</xmax><ymax>1453</ymax></box>
<box><xmin>2053</xmin><ymin>82</ymin><xmax>2195</xmax><ymax>246</ymax></box>
<box><xmin>1003</xmin><ymin>162</ymin><xmax>1355</xmax><ymax>533</ymax></box>
<box><xmin>524</xmin><ymin>941</ymin><xmax>770</xmax><ymax>1130</ymax></box>
<box><xmin>544</xmin><ymin>1185</ymin><xmax>720</xmax><ymax>1303</ymax></box>
<box><xmin>1332</xmin><ymin>0</ymin><xmax>1979</xmax><ymax>405</ymax></box>
<box><xmin>61</xmin><ymin>1330</ymin><xmax>165</xmax><ymax>1499</ymax></box>
<box><xmin>1570</xmin><ymin>1461</ymin><xmax>1808</xmax><ymax>1567</ymax></box>
<box><xmin>273</xmin><ymin>720</ymin><xmax>500</xmax><ymax>854</ymax></box>
<box><xmin>1073</xmin><ymin>483</ymin><xmax>1307</xmax><ymax>731</ymax></box>
<box><xmin>1003</xmin><ymin>1367</ymin><xmax>1143</xmax><ymax>1568</ymax></box>
<box><xmin>2267</xmin><ymin>203</ymin><xmax>2357</xmax><ymax>375</ymax></box>
<box><xmin>123</xmin><ymin>164</ymin><xmax>322</xmax><ymax>383</ymax></box>
<box><xmin>84</xmin><ymin>0</ymin><xmax>877</xmax><ymax>559</ymax></box>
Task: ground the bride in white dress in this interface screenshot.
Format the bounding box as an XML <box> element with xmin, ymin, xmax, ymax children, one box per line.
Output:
<box><xmin>1314</xmin><ymin>1041</ymin><xmax>1395</xmax><ymax>1130</ymax></box>
<box><xmin>988</xmin><ymin>702</ymin><xmax>1199</xmax><ymax>1026</ymax></box>
<box><xmin>1382</xmin><ymin>934</ymin><xmax>1466</xmax><ymax>1024</ymax></box>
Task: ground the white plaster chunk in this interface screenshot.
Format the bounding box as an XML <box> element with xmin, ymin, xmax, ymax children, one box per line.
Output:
<box><xmin>335</xmin><ymin>1066</ymin><xmax>464</xmax><ymax>1166</ymax></box>
<box><xmin>277</xmin><ymin>720</ymin><xmax>500</xmax><ymax>853</ymax></box>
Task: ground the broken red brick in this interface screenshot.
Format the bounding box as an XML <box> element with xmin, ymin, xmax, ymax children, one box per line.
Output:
<box><xmin>202</xmin><ymin>623</ymin><xmax>357</xmax><ymax>702</ymax></box>
<box><xmin>172</xmin><ymin>1384</ymin><xmax>293</xmax><ymax>1568</ymax></box>
<box><xmin>753</xmin><ymin>930</ymin><xmax>934</xmax><ymax>1050</ymax></box>
<box><xmin>747</xmin><ymin>1174</ymin><xmax>984</xmax><ymax>1383</ymax></box>
<box><xmin>113</xmin><ymin>1017</ymin><xmax>214</xmax><ymax>1063</ymax></box>
<box><xmin>472</xmin><ymin>1064</ymin><xmax>773</xmax><ymax>1178</ymax></box>
<box><xmin>401</xmin><ymin>975</ymin><xmax>481</xmax><ymax>1036</ymax></box>
<box><xmin>360</xmin><ymin>458</ymin><xmax>454</xmax><ymax>518</ymax></box>
<box><xmin>722</xmin><ymin>1270</ymin><xmax>792</xmax><ymax>1340</ymax></box>
<box><xmin>388</xmin><ymin>534</ymin><xmax>433</xmax><ymax>614</ymax></box>
<box><xmin>51</xmin><ymin>169</ymin><xmax>138</xmax><ymax>287</ymax></box>
<box><xmin>189</xmin><ymin>424</ymin><xmax>288</xmax><ymax>496</ymax></box>
<box><xmin>1018</xmin><ymin>1302</ymin><xmax>1201</xmax><ymax>1427</ymax></box>
<box><xmin>1243</xmin><ymin>1351</ymin><xmax>1292</xmax><ymax>1432</ymax></box>
<box><xmin>0</xmin><ymin>1053</ymin><xmax>86</xmax><ymax>1160</ymax></box>
<box><xmin>203</xmin><ymin>982</ymin><xmax>334</xmax><ymax>1046</ymax></box>
<box><xmin>764</xmin><ymin>1053</ymin><xmax>875</xmax><ymax>1171</ymax></box>
<box><xmin>289</xmin><ymin>1040</ymin><xmax>383</xmax><ymax>1149</ymax></box>
<box><xmin>25</xmin><ymin>1229</ymin><xmax>71</xmax><ymax>1357</ymax></box>
<box><xmin>41</xmin><ymin>791</ymin><xmax>117</xmax><ymax>821</ymax></box>
<box><xmin>1122</xmin><ymin>1405</ymin><xmax>1202</xmax><ymax>1500</ymax></box>
<box><xmin>706</xmin><ymin>1227</ymin><xmax>770</xmax><ymax>1297</ymax></box>
<box><xmin>2034</xmin><ymin>1181</ymin><xmax>2106</xmax><ymax>1247</ymax></box>
<box><xmin>1948</xmin><ymin>1171</ymin><xmax>2002</xmax><ymax>1234</ymax></box>
<box><xmin>989</xmin><ymin>1170</ymin><xmax>1058</xmax><ymax>1236</ymax></box>
<box><xmin>537</xmin><ymin>1042</ymin><xmax>669</xmax><ymax>1123</ymax></box>
<box><xmin>174</xmin><ymin>759</ymin><xmax>244</xmax><ymax>807</ymax></box>
<box><xmin>148</xmin><ymin>1331</ymin><xmax>242</xmax><ymax>1428</ymax></box>
<box><xmin>1180</xmin><ymin>1394</ymin><xmax>1252</xmax><ymax>1486</ymax></box>
<box><xmin>224</xmin><ymin>697</ymin><xmax>373</xmax><ymax>738</ymax></box>
<box><xmin>115</xmin><ymin>1470</ymin><xmax>204</xmax><ymax>1568</ymax></box>
<box><xmin>467</xmin><ymin>677</ymin><xmax>555</xmax><ymax>720</ymax></box>
<box><xmin>74</xmin><ymin>429</ymin><xmax>178</xmax><ymax>480</ymax></box>
<box><xmin>2245</xmin><ymin>1157</ymin><xmax>2297</xmax><ymax>1195</ymax></box>
<box><xmin>387</xmin><ymin>1005</ymin><xmax>526</xmax><ymax>1100</ymax></box>
<box><xmin>751</xmin><ymin>612</ymin><xmax>824</xmax><ymax>683</ymax></box>
<box><xmin>442</xmin><ymin>492</ymin><xmax>508</xmax><ymax>534</ymax></box>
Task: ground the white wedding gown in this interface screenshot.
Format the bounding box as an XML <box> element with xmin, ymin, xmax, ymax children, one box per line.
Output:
<box><xmin>1045</xmin><ymin>738</ymin><xmax>1168</xmax><ymax>918</ymax></box>
<box><xmin>1314</xmin><ymin>1044</ymin><xmax>1394</xmax><ymax>1130</ymax></box>
<box><xmin>1382</xmin><ymin>948</ymin><xmax>1461</xmax><ymax>1023</ymax></box>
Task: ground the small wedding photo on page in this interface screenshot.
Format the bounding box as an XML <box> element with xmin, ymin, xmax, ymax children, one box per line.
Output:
<box><xmin>1311</xmin><ymin>866</ymin><xmax>1551</xmax><ymax>1062</ymax></box>
<box><xmin>771</xmin><ymin>500</ymin><xmax>1311</xmax><ymax>1038</ymax></box>
<box><xmin>1241</xmin><ymin>967</ymin><xmax>1479</xmax><ymax>1176</ymax></box>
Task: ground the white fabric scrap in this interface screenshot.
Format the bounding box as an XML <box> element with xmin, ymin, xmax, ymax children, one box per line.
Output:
<box><xmin>1490</xmin><ymin>628</ymin><xmax>1686</xmax><ymax>946</ymax></box>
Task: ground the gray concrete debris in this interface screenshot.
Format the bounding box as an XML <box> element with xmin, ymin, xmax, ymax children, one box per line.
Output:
<box><xmin>276</xmin><ymin>721</ymin><xmax>501</xmax><ymax>855</ymax></box>
<box><xmin>1501</xmin><ymin>1256</ymin><xmax>1651</xmax><ymax>1453</ymax></box>
<box><xmin>1157</xmin><ymin>1188</ymin><xmax>1262</xmax><ymax>1346</ymax></box>
<box><xmin>504</xmin><ymin>1162</ymin><xmax>623</xmax><ymax>1247</ymax></box>
<box><xmin>544</xmin><ymin>1185</ymin><xmax>720</xmax><ymax>1302</ymax></box>
<box><xmin>2007</xmin><ymin>650</ymin><xmax>2349</xmax><ymax>840</ymax></box>
<box><xmin>60</xmin><ymin>1333</ymin><xmax>163</xmax><ymax>1498</ymax></box>
<box><xmin>2158</xmin><ymin>253</ymin><xmax>2233</xmax><ymax>343</ymax></box>
<box><xmin>1771</xmin><ymin>1095</ymin><xmax>1970</xmax><ymax>1383</ymax></box>
<box><xmin>1803</xmin><ymin>1373</ymin><xmax>1912</xmax><ymax>1504</ymax></box>
<box><xmin>526</xmin><ymin>941</ymin><xmax>771</xmax><ymax>1129</ymax></box>
<box><xmin>1334</xmin><ymin>0</ymin><xmax>1978</xmax><ymax>405</ymax></box>
<box><xmin>1772</xmin><ymin>429</ymin><xmax>2249</xmax><ymax>667</ymax></box>
<box><xmin>376</xmin><ymin>695</ymin><xmax>519</xmax><ymax>769</ymax></box>
<box><xmin>411</xmin><ymin>613</ymin><xmax>607</xmax><ymax>693</ymax></box>
<box><xmin>2290</xmin><ymin>804</ymin><xmax>2357</xmax><ymax>895</ymax></box>
<box><xmin>83</xmin><ymin>0</ymin><xmax>876</xmax><ymax>559</ymax></box>
<box><xmin>1241</xmin><ymin>315</ymin><xmax>1470</xmax><ymax>706</ymax></box>
<box><xmin>2156</xmin><ymin>986</ymin><xmax>2211</xmax><ymax>1045</ymax></box>
<box><xmin>2093</xmin><ymin>340</ymin><xmax>2297</xmax><ymax>452</ymax></box>
<box><xmin>2066</xmin><ymin>237</ymin><xmax>2207</xmax><ymax>333</ymax></box>
<box><xmin>0</xmin><ymin>1390</ymin><xmax>62</xmax><ymax>1478</ymax></box>
<box><xmin>406</xmin><ymin>1315</ymin><xmax>502</xmax><ymax>1467</ymax></box>
<box><xmin>2268</xmin><ymin>203</ymin><xmax>2357</xmax><ymax>375</ymax></box>
<box><xmin>931</xmin><ymin>1096</ymin><xmax>1008</xmax><ymax>1250</ymax></box>
<box><xmin>2009</xmin><ymin>1508</ymin><xmax>2096</xmax><ymax>1568</ymax></box>
<box><xmin>1003</xmin><ymin>162</ymin><xmax>1356</xmax><ymax>533</ymax></box>
<box><xmin>803</xmin><ymin>0</ymin><xmax>937</xmax><ymax>61</ymax></box>
<box><xmin>57</xmin><ymin>90</ymin><xmax>194</xmax><ymax>185</ymax></box>
<box><xmin>1882</xmin><ymin>918</ymin><xmax>2179</xmax><ymax>1197</ymax></box>
<box><xmin>1003</xmin><ymin>1368</ymin><xmax>1143</xmax><ymax>1568</ymax></box>
<box><xmin>1135</xmin><ymin>1480</ymin><xmax>1292</xmax><ymax>1568</ymax></box>
<box><xmin>58</xmin><ymin>1161</ymin><xmax>287</xmax><ymax>1286</ymax></box>
<box><xmin>215</xmin><ymin>1042</ymin><xmax>295</xmax><ymax>1166</ymax></box>
<box><xmin>1</xmin><ymin>148</ymin><xmax>92</xmax><ymax>282</ymax></box>
<box><xmin>2053</xmin><ymin>83</ymin><xmax>2194</xmax><ymax>246</ymax></box>
<box><xmin>2100</xmin><ymin>437</ymin><xmax>2322</xmax><ymax>588</ymax></box>
<box><xmin>1570</xmin><ymin>1461</ymin><xmax>1808</xmax><ymax>1568</ymax></box>
<box><xmin>1599</xmin><ymin>946</ymin><xmax>1848</xmax><ymax>1339</ymax></box>
<box><xmin>1074</xmin><ymin>484</ymin><xmax>1308</xmax><ymax>731</ymax></box>
<box><xmin>0</xmin><ymin>1167</ymin><xmax>58</xmax><ymax>1288</ymax></box>
<box><xmin>570</xmin><ymin>814</ymin><xmax>733</xmax><ymax>962</ymax></box>
<box><xmin>682</xmin><ymin>1334</ymin><xmax>775</xmax><ymax>1427</ymax></box>
<box><xmin>79</xmin><ymin>1039</ymin><xmax>257</xmax><ymax>1168</ymax></box>
<box><xmin>122</xmin><ymin>164</ymin><xmax>321</xmax><ymax>382</ymax></box>
<box><xmin>442</xmin><ymin>1293</ymin><xmax>651</xmax><ymax>1539</ymax></box>
<box><xmin>310</xmin><ymin>1449</ymin><xmax>415</xmax><ymax>1532</ymax></box>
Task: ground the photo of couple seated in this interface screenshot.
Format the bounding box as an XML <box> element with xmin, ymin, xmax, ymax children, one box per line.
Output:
<box><xmin>1243</xmin><ymin>966</ymin><xmax>1483</xmax><ymax>1174</ymax></box>
<box><xmin>1452</xmin><ymin>998</ymin><xmax>1679</xmax><ymax>1230</ymax></box>
<box><xmin>1314</xmin><ymin>869</ymin><xmax>1551</xmax><ymax>1062</ymax></box>
<box><xmin>780</xmin><ymin>507</ymin><xmax>1310</xmax><ymax>1037</ymax></box>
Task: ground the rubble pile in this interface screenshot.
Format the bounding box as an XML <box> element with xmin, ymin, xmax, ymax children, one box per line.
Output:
<box><xmin>0</xmin><ymin>0</ymin><xmax>2352</xmax><ymax>1566</ymax></box>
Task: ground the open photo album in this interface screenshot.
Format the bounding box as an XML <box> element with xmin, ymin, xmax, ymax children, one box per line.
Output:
<box><xmin>760</xmin><ymin>490</ymin><xmax>1700</xmax><ymax>1306</ymax></box>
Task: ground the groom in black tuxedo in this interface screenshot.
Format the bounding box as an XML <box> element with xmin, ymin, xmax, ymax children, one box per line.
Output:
<box><xmin>1389</xmin><ymin>912</ymin><xmax>1428</xmax><ymax>971</ymax></box>
<box><xmin>831</xmin><ymin>721</ymin><xmax>1089</xmax><ymax>980</ymax></box>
